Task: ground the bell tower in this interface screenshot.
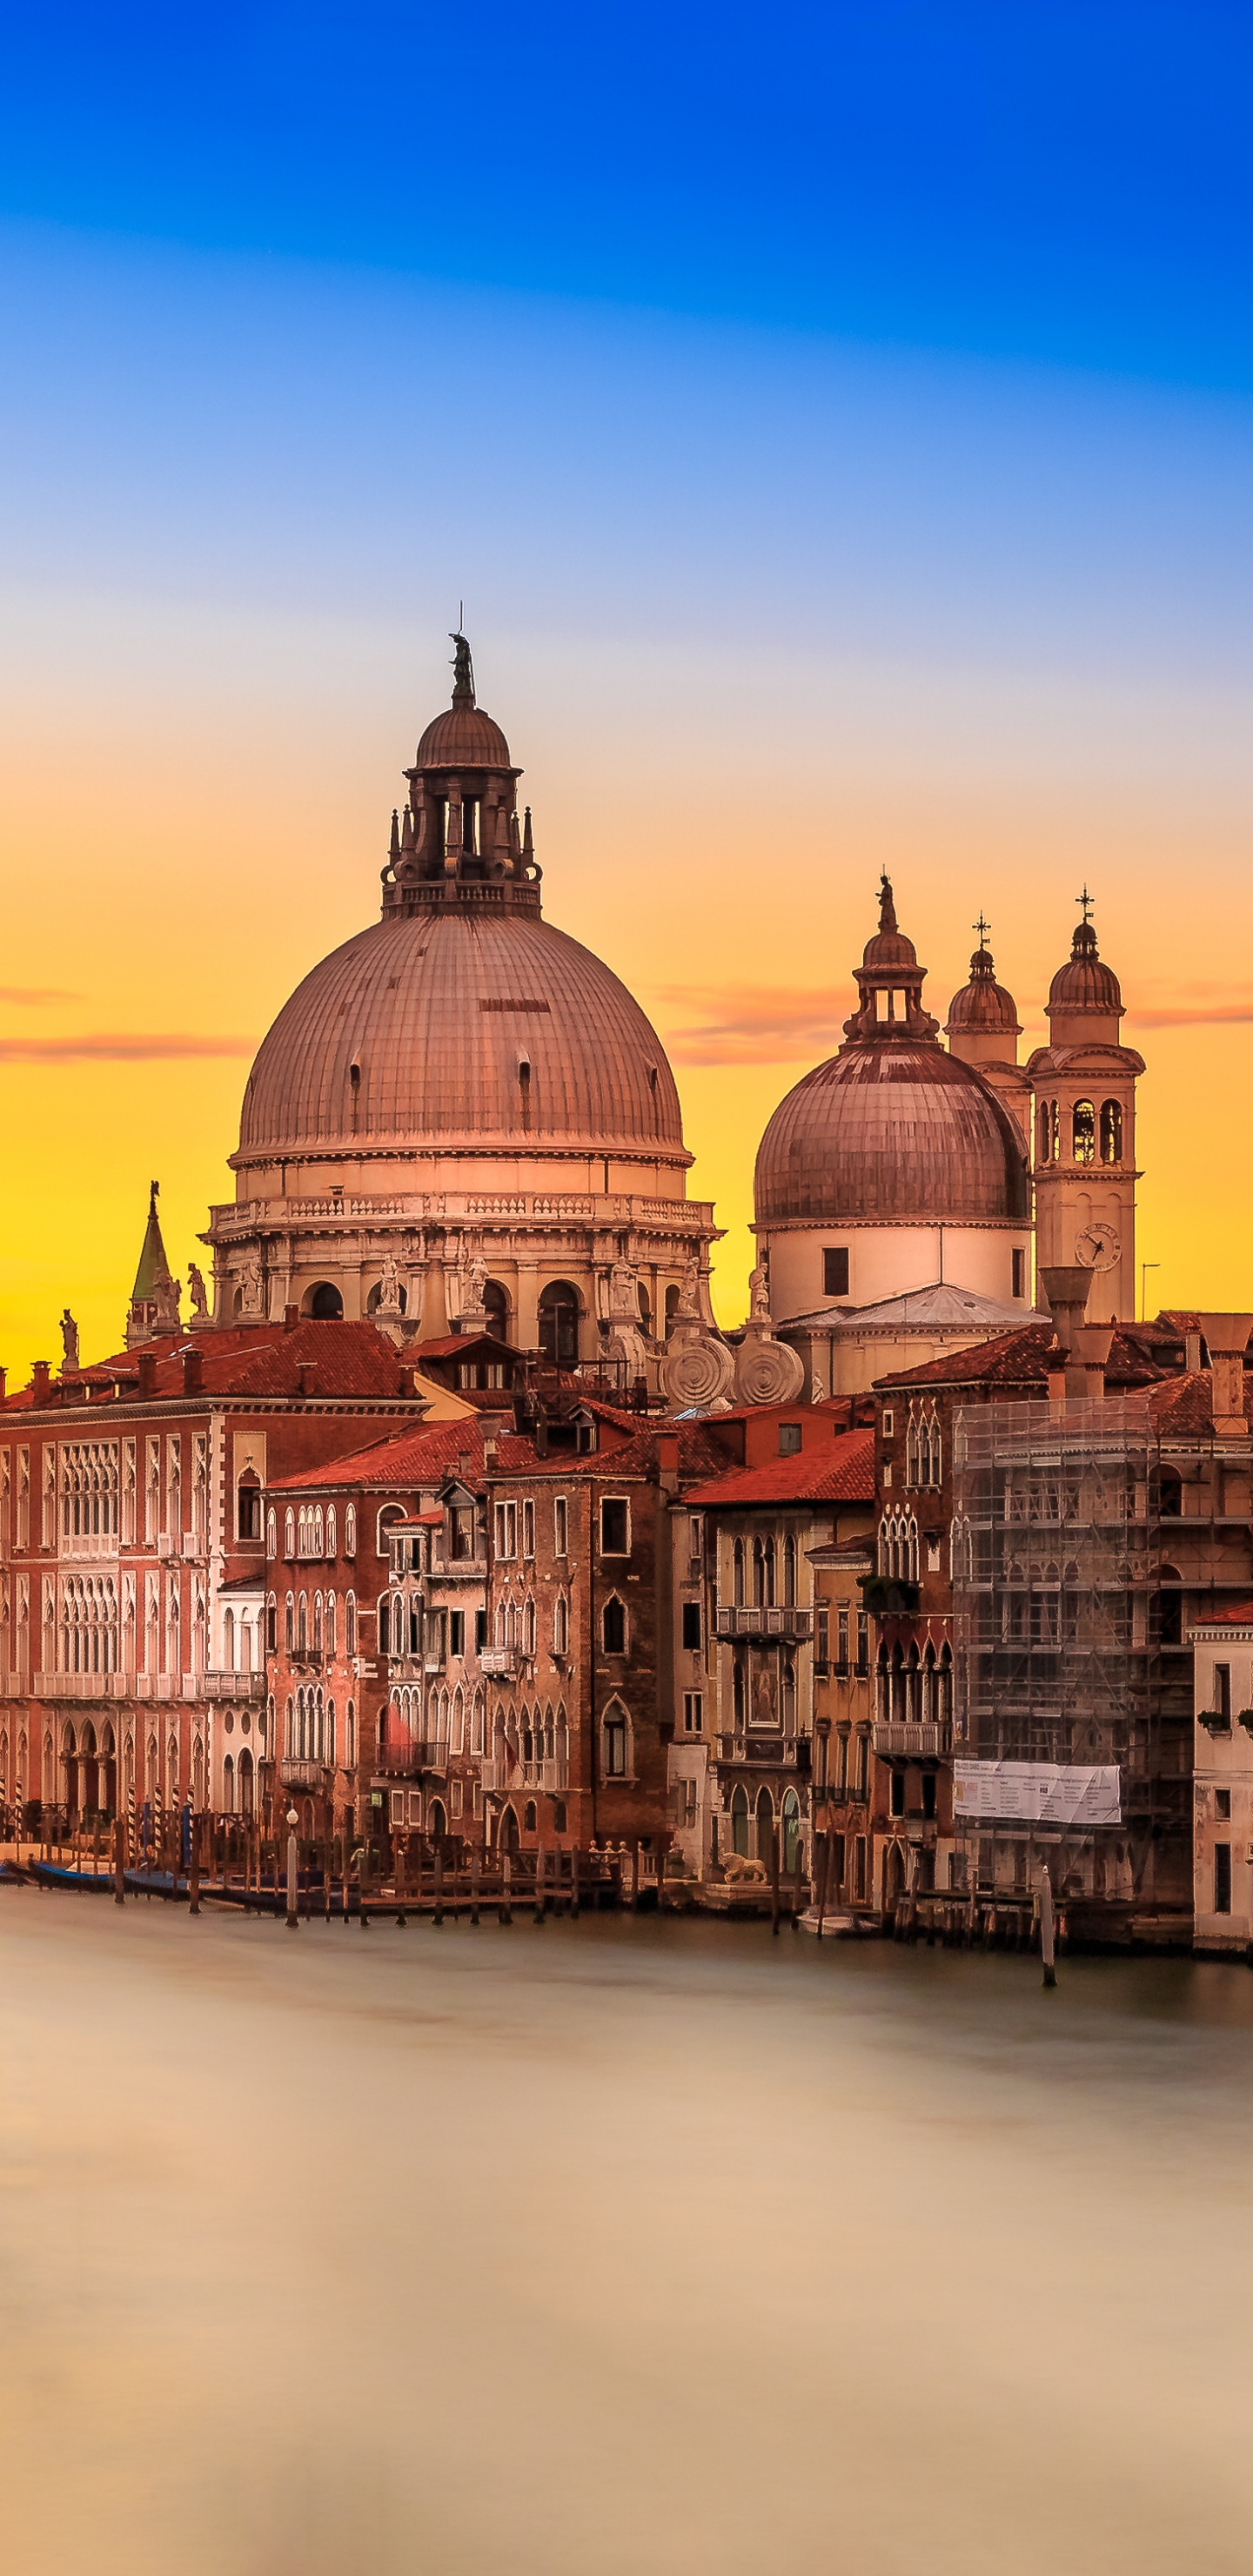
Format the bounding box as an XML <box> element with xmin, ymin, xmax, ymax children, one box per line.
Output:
<box><xmin>1027</xmin><ymin>895</ymin><xmax>1143</xmax><ymax>1320</ymax></box>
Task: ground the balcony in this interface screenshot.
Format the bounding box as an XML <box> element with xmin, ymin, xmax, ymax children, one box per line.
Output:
<box><xmin>279</xmin><ymin>1758</ymin><xmax>332</xmax><ymax>1791</ymax></box>
<box><xmin>376</xmin><ymin>1737</ymin><xmax>452</xmax><ymax>1777</ymax></box>
<box><xmin>716</xmin><ymin>1733</ymin><xmax>807</xmax><ymax>1769</ymax></box>
<box><xmin>204</xmin><ymin>1669</ymin><xmax>265</xmax><ymax>1701</ymax></box>
<box><xmin>479</xmin><ymin>1755</ymin><xmax>568</xmax><ymax>1794</ymax></box>
<box><xmin>872</xmin><ymin>1720</ymin><xmax>953</xmax><ymax>1761</ymax></box>
<box><xmin>715</xmin><ymin>1606</ymin><xmax>813</xmax><ymax>1642</ymax></box>
<box><xmin>432</xmin><ymin>1560</ymin><xmax>486</xmax><ymax>1585</ymax></box>
<box><xmin>480</xmin><ymin>1647</ymin><xmax>521</xmax><ymax>1678</ymax></box>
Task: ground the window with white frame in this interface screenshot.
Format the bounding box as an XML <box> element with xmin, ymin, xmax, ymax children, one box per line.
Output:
<box><xmin>553</xmin><ymin>1495</ymin><xmax>568</xmax><ymax>1556</ymax></box>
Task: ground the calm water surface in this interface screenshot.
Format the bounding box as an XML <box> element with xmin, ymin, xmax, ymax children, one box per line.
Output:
<box><xmin>2</xmin><ymin>1895</ymin><xmax>1252</xmax><ymax>2575</ymax></box>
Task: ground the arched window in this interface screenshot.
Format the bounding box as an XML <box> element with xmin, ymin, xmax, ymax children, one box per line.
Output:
<box><xmin>781</xmin><ymin>1788</ymin><xmax>801</xmax><ymax>1876</ymax></box>
<box><xmin>297</xmin><ymin>1593</ymin><xmax>308</xmax><ymax>1652</ymax></box>
<box><xmin>284</xmin><ymin>1593</ymin><xmax>294</xmax><ymax>1652</ymax></box>
<box><xmin>284</xmin><ymin>1509</ymin><xmax>295</xmax><ymax>1560</ymax></box>
<box><xmin>237</xmin><ymin>1471</ymin><xmax>261</xmax><ymax>1540</ymax></box>
<box><xmin>733</xmin><ymin>1537</ymin><xmax>745</xmax><ymax>1606</ymax></box>
<box><xmin>266</xmin><ymin>1508</ymin><xmax>277</xmax><ymax>1559</ymax></box>
<box><xmin>553</xmin><ymin>1594</ymin><xmax>569</xmax><ymax>1656</ymax></box>
<box><xmin>378</xmin><ymin>1597</ymin><xmax>390</xmax><ymax>1656</ymax></box>
<box><xmin>312</xmin><ymin>1593</ymin><xmax>324</xmax><ymax>1653</ymax></box>
<box><xmin>483</xmin><ymin>1281</ymin><xmax>511</xmax><ymax>1341</ymax></box>
<box><xmin>347</xmin><ymin>1701</ymin><xmax>356</xmax><ymax>1767</ymax></box>
<box><xmin>665</xmin><ymin>1284</ymin><xmax>680</xmax><ymax>1339</ymax></box>
<box><xmin>1072</xmin><ymin>1099</ymin><xmax>1096</xmax><ymax>1164</ymax></box>
<box><xmin>307</xmin><ymin>1283</ymin><xmax>343</xmax><ymax>1319</ymax></box>
<box><xmin>602</xmin><ymin>1700</ymin><xmax>629</xmax><ymax>1778</ymax></box>
<box><xmin>314</xmin><ymin>1506</ymin><xmax>325</xmax><ymax>1556</ymax></box>
<box><xmin>602</xmin><ymin>1596</ymin><xmax>626</xmax><ymax>1654</ymax></box>
<box><xmin>538</xmin><ymin>1280</ymin><xmax>580</xmax><ymax>1370</ymax></box>
<box><xmin>224</xmin><ymin>1607</ymin><xmax>235</xmax><ymax>1672</ymax></box>
<box><xmin>1159</xmin><ymin>1468</ymin><xmax>1183</xmax><ymax>1517</ymax></box>
<box><xmin>730</xmin><ymin>1783</ymin><xmax>749</xmax><ymax>1857</ymax></box>
<box><xmin>781</xmin><ymin>1654</ymin><xmax>796</xmax><ymax>1729</ymax></box>
<box><xmin>345</xmin><ymin>1506</ymin><xmax>357</xmax><ymax>1558</ymax></box>
<box><xmin>1100</xmin><ymin>1098</ymin><xmax>1122</xmax><ymax>1164</ymax></box>
<box><xmin>326</xmin><ymin>1506</ymin><xmax>337</xmax><ymax>1557</ymax></box>
<box><xmin>732</xmin><ymin>1654</ymin><xmax>746</xmax><ymax>1725</ymax></box>
<box><xmin>345</xmin><ymin>1593</ymin><xmax>357</xmax><ymax>1657</ymax></box>
<box><xmin>752</xmin><ymin>1538</ymin><xmax>765</xmax><ymax>1607</ymax></box>
<box><xmin>326</xmin><ymin>1699</ymin><xmax>336</xmax><ymax>1764</ymax></box>
<box><xmin>783</xmin><ymin>1534</ymin><xmax>796</xmax><ymax>1607</ymax></box>
<box><xmin>1156</xmin><ymin>1566</ymin><xmax>1183</xmax><ymax>1648</ymax></box>
<box><xmin>223</xmin><ymin>1754</ymin><xmax>235</xmax><ymax>1813</ymax></box>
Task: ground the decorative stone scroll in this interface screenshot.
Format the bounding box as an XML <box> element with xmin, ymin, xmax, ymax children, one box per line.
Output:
<box><xmin>734</xmin><ymin>1334</ymin><xmax>805</xmax><ymax>1406</ymax></box>
<box><xmin>659</xmin><ymin>1331</ymin><xmax>736</xmax><ymax>1410</ymax></box>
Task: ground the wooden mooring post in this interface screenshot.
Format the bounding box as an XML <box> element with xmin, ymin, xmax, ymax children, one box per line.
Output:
<box><xmin>187</xmin><ymin>1812</ymin><xmax>200</xmax><ymax>1917</ymax></box>
<box><xmin>1040</xmin><ymin>1865</ymin><xmax>1057</xmax><ymax>1989</ymax></box>
<box><xmin>770</xmin><ymin>1826</ymin><xmax>781</xmax><ymax>1936</ymax></box>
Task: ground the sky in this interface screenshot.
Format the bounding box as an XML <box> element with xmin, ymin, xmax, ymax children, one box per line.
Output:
<box><xmin>2</xmin><ymin>2</ymin><xmax>1252</xmax><ymax>1365</ymax></box>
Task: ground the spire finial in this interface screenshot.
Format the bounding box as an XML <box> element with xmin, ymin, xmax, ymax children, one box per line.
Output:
<box><xmin>1077</xmin><ymin>886</ymin><xmax>1095</xmax><ymax>927</ymax></box>
<box><xmin>974</xmin><ymin>911</ymin><xmax>991</xmax><ymax>952</ymax></box>
<box><xmin>450</xmin><ymin>625</ymin><xmax>474</xmax><ymax>707</ymax></box>
<box><xmin>149</xmin><ymin>1178</ymin><xmax>159</xmax><ymax>1216</ymax></box>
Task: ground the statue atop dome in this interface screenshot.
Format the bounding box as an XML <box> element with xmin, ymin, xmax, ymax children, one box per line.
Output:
<box><xmin>450</xmin><ymin>628</ymin><xmax>475</xmax><ymax>706</ymax></box>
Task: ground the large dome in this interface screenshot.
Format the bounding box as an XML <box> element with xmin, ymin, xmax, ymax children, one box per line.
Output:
<box><xmin>237</xmin><ymin>905</ymin><xmax>684</xmax><ymax>1164</ymax></box>
<box><xmin>755</xmin><ymin>1041</ymin><xmax>1032</xmax><ymax>1225</ymax></box>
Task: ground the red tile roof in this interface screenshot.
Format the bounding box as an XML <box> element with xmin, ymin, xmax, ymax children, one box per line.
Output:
<box><xmin>1189</xmin><ymin>1601</ymin><xmax>1253</xmax><ymax>1627</ymax></box>
<box><xmin>3</xmin><ymin>1321</ymin><xmax>425</xmax><ymax>1412</ymax></box>
<box><xmin>274</xmin><ymin>1418</ymin><xmax>486</xmax><ymax>1494</ymax></box>
<box><xmin>871</xmin><ymin>1320</ymin><xmax>1179</xmax><ymax>1395</ymax></box>
<box><xmin>681</xmin><ymin>1428</ymin><xmax>874</xmax><ymax>1510</ymax></box>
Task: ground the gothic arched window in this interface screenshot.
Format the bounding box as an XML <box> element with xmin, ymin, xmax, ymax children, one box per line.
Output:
<box><xmin>1100</xmin><ymin>1098</ymin><xmax>1122</xmax><ymax>1164</ymax></box>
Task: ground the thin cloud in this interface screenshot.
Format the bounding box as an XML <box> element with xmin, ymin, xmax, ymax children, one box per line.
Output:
<box><xmin>0</xmin><ymin>1032</ymin><xmax>255</xmax><ymax>1063</ymax></box>
<box><xmin>656</xmin><ymin>982</ymin><xmax>854</xmax><ymax>1066</ymax></box>
<box><xmin>0</xmin><ymin>985</ymin><xmax>83</xmax><ymax>1004</ymax></box>
<box><xmin>1129</xmin><ymin>991</ymin><xmax>1253</xmax><ymax>1030</ymax></box>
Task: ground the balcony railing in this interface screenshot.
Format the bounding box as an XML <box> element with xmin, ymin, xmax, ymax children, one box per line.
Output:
<box><xmin>715</xmin><ymin>1606</ymin><xmax>813</xmax><ymax>1641</ymax></box>
<box><xmin>279</xmin><ymin>1758</ymin><xmax>332</xmax><ymax>1789</ymax></box>
<box><xmin>872</xmin><ymin>1721</ymin><xmax>953</xmax><ymax>1761</ymax></box>
<box><xmin>715</xmin><ymin>1733</ymin><xmax>807</xmax><ymax>1769</ymax></box>
<box><xmin>376</xmin><ymin>1737</ymin><xmax>452</xmax><ymax>1776</ymax></box>
<box><xmin>204</xmin><ymin>1669</ymin><xmax>266</xmax><ymax>1701</ymax></box>
<box><xmin>480</xmin><ymin>1647</ymin><xmax>522</xmax><ymax>1678</ymax></box>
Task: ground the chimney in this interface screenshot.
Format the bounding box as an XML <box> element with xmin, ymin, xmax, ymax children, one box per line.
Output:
<box><xmin>1197</xmin><ymin>1314</ymin><xmax>1253</xmax><ymax>1441</ymax></box>
<box><xmin>655</xmin><ymin>1429</ymin><xmax>680</xmax><ymax>1488</ymax></box>
<box><xmin>1075</xmin><ymin>1321</ymin><xmax>1115</xmax><ymax>1407</ymax></box>
<box><xmin>1185</xmin><ymin>1329</ymin><xmax>1203</xmax><ymax>1374</ymax></box>
<box><xmin>1038</xmin><ymin>1265</ymin><xmax>1094</xmax><ymax>1358</ymax></box>
<box><xmin>137</xmin><ymin>1351</ymin><xmax>157</xmax><ymax>1399</ymax></box>
<box><xmin>284</xmin><ymin>1305</ymin><xmax>299</xmax><ymax>1332</ymax></box>
<box><xmin>30</xmin><ymin>1360</ymin><xmax>51</xmax><ymax>1404</ymax></box>
<box><xmin>298</xmin><ymin>1361</ymin><xmax>318</xmax><ymax>1399</ymax></box>
<box><xmin>1047</xmin><ymin>1359</ymin><xmax>1068</xmax><ymax>1419</ymax></box>
<box><xmin>181</xmin><ymin>1347</ymin><xmax>204</xmax><ymax>1397</ymax></box>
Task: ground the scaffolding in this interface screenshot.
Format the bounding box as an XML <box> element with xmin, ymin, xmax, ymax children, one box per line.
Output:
<box><xmin>949</xmin><ymin>1395</ymin><xmax>1226</xmax><ymax>1932</ymax></box>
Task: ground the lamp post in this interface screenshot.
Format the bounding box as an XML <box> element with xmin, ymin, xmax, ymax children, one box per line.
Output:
<box><xmin>285</xmin><ymin>1804</ymin><xmax>299</xmax><ymax>1930</ymax></box>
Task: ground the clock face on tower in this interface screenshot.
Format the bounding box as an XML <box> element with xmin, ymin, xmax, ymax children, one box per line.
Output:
<box><xmin>1075</xmin><ymin>1221</ymin><xmax>1120</xmax><ymax>1272</ymax></box>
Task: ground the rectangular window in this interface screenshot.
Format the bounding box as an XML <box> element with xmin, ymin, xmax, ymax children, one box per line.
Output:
<box><xmin>854</xmin><ymin>1609</ymin><xmax>868</xmax><ymax>1674</ymax></box>
<box><xmin>778</xmin><ymin>1421</ymin><xmax>802</xmax><ymax>1457</ymax></box>
<box><xmin>600</xmin><ymin>1497</ymin><xmax>629</xmax><ymax>1555</ymax></box>
<box><xmin>553</xmin><ymin>1496</ymin><xmax>568</xmax><ymax>1557</ymax></box>
<box><xmin>854</xmin><ymin>1835</ymin><xmax>867</xmax><ymax>1901</ymax></box>
<box><xmin>1012</xmin><ymin>1248</ymin><xmax>1026</xmax><ymax>1299</ymax></box>
<box><xmin>683</xmin><ymin>1691</ymin><xmax>703</xmax><ymax>1734</ymax></box>
<box><xmin>921</xmin><ymin>1772</ymin><xmax>937</xmax><ymax>1820</ymax></box>
<box><xmin>855</xmin><ymin>1730</ymin><xmax>869</xmax><ymax>1797</ymax></box>
<box><xmin>681</xmin><ymin>1600</ymin><xmax>702</xmax><ymax>1651</ymax></box>
<box><xmin>1216</xmin><ymin>1788</ymin><xmax>1231</xmax><ymax>1821</ymax></box>
<box><xmin>1215</xmin><ymin>1842</ymin><xmax>1232</xmax><ymax>1915</ymax></box>
<box><xmin>890</xmin><ymin>1768</ymin><xmax>905</xmax><ymax>1817</ymax></box>
<box><xmin>1216</xmin><ymin>1663</ymin><xmax>1232</xmax><ymax>1723</ymax></box>
<box><xmin>474</xmin><ymin>1608</ymin><xmax>487</xmax><ymax>1654</ymax></box>
<box><xmin>815</xmin><ymin>1603</ymin><xmax>829</xmax><ymax>1667</ymax></box>
<box><xmin>493</xmin><ymin>1500</ymin><xmax>517</xmax><ymax>1559</ymax></box>
<box><xmin>449</xmin><ymin>1610</ymin><xmax>466</xmax><ymax>1658</ymax></box>
<box><xmin>522</xmin><ymin>1499</ymin><xmax>535</xmax><ymax>1560</ymax></box>
<box><xmin>836</xmin><ymin>1606</ymin><xmax>849</xmax><ymax>1671</ymax></box>
<box><xmin>823</xmin><ymin>1246</ymin><xmax>849</xmax><ymax>1298</ymax></box>
<box><xmin>688</xmin><ymin>1513</ymin><xmax>703</xmax><ymax>1561</ymax></box>
<box><xmin>881</xmin><ymin>1409</ymin><xmax>894</xmax><ymax>1438</ymax></box>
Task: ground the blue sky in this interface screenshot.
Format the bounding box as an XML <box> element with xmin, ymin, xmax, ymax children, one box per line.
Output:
<box><xmin>3</xmin><ymin>3</ymin><xmax>1252</xmax><ymax>1355</ymax></box>
<box><xmin>4</xmin><ymin>2</ymin><xmax>1251</xmax><ymax>387</ymax></box>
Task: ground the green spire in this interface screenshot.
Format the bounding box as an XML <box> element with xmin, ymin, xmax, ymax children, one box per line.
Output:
<box><xmin>131</xmin><ymin>1180</ymin><xmax>171</xmax><ymax>1302</ymax></box>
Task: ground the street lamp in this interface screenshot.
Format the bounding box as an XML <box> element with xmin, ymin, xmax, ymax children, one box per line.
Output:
<box><xmin>285</xmin><ymin>1804</ymin><xmax>299</xmax><ymax>1931</ymax></box>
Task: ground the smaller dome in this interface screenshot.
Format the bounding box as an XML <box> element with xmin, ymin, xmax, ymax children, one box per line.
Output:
<box><xmin>947</xmin><ymin>947</ymin><xmax>1021</xmax><ymax>1037</ymax></box>
<box><xmin>414</xmin><ymin>701</ymin><xmax>513</xmax><ymax>772</ymax></box>
<box><xmin>1048</xmin><ymin>919</ymin><xmax>1122</xmax><ymax>1017</ymax></box>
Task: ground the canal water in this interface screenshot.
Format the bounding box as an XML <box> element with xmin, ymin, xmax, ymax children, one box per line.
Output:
<box><xmin>2</xmin><ymin>1901</ymin><xmax>1252</xmax><ymax>2576</ymax></box>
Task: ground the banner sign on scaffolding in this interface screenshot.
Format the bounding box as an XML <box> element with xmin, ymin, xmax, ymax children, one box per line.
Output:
<box><xmin>953</xmin><ymin>1760</ymin><xmax>1122</xmax><ymax>1826</ymax></box>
